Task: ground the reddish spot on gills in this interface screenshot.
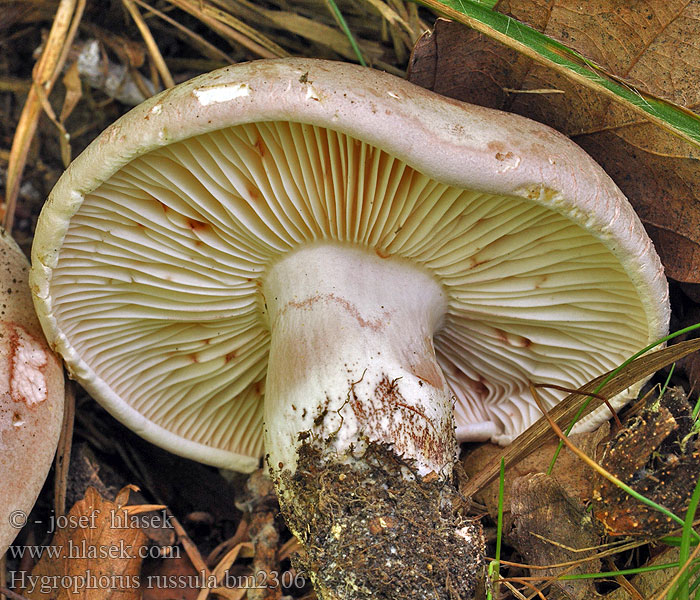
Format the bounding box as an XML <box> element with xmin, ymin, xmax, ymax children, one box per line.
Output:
<box><xmin>446</xmin><ymin>365</ymin><xmax>489</xmax><ymax>399</ymax></box>
<box><xmin>247</xmin><ymin>186</ymin><xmax>262</xmax><ymax>204</ymax></box>
<box><xmin>253</xmin><ymin>137</ymin><xmax>267</xmax><ymax>158</ymax></box>
<box><xmin>494</xmin><ymin>328</ymin><xmax>532</xmax><ymax>348</ymax></box>
<box><xmin>187</xmin><ymin>218</ymin><xmax>209</xmax><ymax>232</ymax></box>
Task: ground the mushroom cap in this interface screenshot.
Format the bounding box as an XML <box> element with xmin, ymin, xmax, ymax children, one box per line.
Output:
<box><xmin>1</xmin><ymin>230</ymin><xmax>64</xmax><ymax>553</ymax></box>
<box><xmin>31</xmin><ymin>58</ymin><xmax>669</xmax><ymax>471</ymax></box>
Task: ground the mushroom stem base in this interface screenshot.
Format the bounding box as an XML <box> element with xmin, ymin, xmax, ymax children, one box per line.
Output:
<box><xmin>276</xmin><ymin>440</ymin><xmax>484</xmax><ymax>600</ymax></box>
<box><xmin>263</xmin><ymin>244</ymin><xmax>455</xmax><ymax>476</ymax></box>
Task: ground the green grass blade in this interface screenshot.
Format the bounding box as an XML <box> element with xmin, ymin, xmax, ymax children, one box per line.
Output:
<box><xmin>659</xmin><ymin>363</ymin><xmax>676</xmax><ymax>400</ymax></box>
<box><xmin>689</xmin><ymin>564</ymin><xmax>700</xmax><ymax>596</ymax></box>
<box><xmin>486</xmin><ymin>458</ymin><xmax>506</xmax><ymax>600</ymax></box>
<box><xmin>413</xmin><ymin>0</ymin><xmax>700</xmax><ymax>149</ymax></box>
<box><xmin>674</xmin><ymin>478</ymin><xmax>700</xmax><ymax>599</ymax></box>
<box><xmin>495</xmin><ymin>457</ymin><xmax>504</xmax><ymax>567</ymax></box>
<box><xmin>661</xmin><ymin>537</ymin><xmax>699</xmax><ymax>547</ymax></box>
<box><xmin>559</xmin><ymin>561</ymin><xmax>682</xmax><ymax>580</ymax></box>
<box><xmin>325</xmin><ymin>0</ymin><xmax>367</xmax><ymax>66</ymax></box>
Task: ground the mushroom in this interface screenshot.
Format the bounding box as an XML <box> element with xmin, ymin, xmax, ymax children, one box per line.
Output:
<box><xmin>1</xmin><ymin>230</ymin><xmax>64</xmax><ymax>554</ymax></box>
<box><xmin>30</xmin><ymin>58</ymin><xmax>669</xmax><ymax>598</ymax></box>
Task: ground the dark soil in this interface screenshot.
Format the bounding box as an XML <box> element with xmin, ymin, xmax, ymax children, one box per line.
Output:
<box><xmin>277</xmin><ymin>442</ymin><xmax>484</xmax><ymax>600</ymax></box>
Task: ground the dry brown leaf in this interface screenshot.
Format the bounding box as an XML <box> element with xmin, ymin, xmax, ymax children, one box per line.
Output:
<box><xmin>606</xmin><ymin>545</ymin><xmax>681</xmax><ymax>600</ymax></box>
<box><xmin>20</xmin><ymin>487</ymin><xmax>148</xmax><ymax>600</ymax></box>
<box><xmin>58</xmin><ymin>61</ymin><xmax>82</xmax><ymax>124</ymax></box>
<box><xmin>462</xmin><ymin>426</ymin><xmax>608</xmax><ymax>519</ymax></box>
<box><xmin>510</xmin><ymin>473</ymin><xmax>602</xmax><ymax>600</ymax></box>
<box><xmin>141</xmin><ymin>555</ymin><xmax>201</xmax><ymax>600</ymax></box>
<box><xmin>408</xmin><ymin>4</ymin><xmax>700</xmax><ymax>282</ymax></box>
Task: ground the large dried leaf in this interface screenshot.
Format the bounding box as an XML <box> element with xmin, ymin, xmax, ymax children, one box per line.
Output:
<box><xmin>408</xmin><ymin>3</ymin><xmax>700</xmax><ymax>282</ymax></box>
<box><xmin>21</xmin><ymin>487</ymin><xmax>148</xmax><ymax>600</ymax></box>
<box><xmin>461</xmin><ymin>426</ymin><xmax>608</xmax><ymax>517</ymax></box>
<box><xmin>510</xmin><ymin>473</ymin><xmax>601</xmax><ymax>600</ymax></box>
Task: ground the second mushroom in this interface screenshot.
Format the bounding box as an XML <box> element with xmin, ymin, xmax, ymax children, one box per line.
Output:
<box><xmin>31</xmin><ymin>58</ymin><xmax>669</xmax><ymax>599</ymax></box>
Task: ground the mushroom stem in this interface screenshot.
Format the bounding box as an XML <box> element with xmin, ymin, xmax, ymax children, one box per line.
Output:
<box><xmin>263</xmin><ymin>243</ymin><xmax>456</xmax><ymax>477</ymax></box>
<box><xmin>263</xmin><ymin>244</ymin><xmax>484</xmax><ymax>599</ymax></box>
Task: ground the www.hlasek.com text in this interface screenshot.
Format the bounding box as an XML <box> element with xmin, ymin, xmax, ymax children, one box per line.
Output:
<box><xmin>8</xmin><ymin>538</ymin><xmax>178</xmax><ymax>561</ymax></box>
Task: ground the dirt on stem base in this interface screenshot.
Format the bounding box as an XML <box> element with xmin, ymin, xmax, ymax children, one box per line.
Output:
<box><xmin>275</xmin><ymin>442</ymin><xmax>485</xmax><ymax>600</ymax></box>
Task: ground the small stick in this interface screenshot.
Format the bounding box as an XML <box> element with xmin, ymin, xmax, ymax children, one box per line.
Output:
<box><xmin>54</xmin><ymin>379</ymin><xmax>76</xmax><ymax>518</ymax></box>
<box><xmin>242</xmin><ymin>471</ymin><xmax>282</xmax><ymax>600</ymax></box>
